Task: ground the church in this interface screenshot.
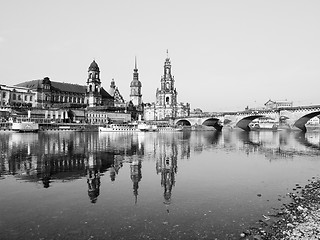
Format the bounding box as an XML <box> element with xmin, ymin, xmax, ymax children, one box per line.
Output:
<box><xmin>144</xmin><ymin>52</ymin><xmax>190</xmax><ymax>121</ymax></box>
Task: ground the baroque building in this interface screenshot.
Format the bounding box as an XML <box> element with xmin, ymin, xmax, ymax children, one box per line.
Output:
<box><xmin>15</xmin><ymin>60</ymin><xmax>113</xmax><ymax>109</ymax></box>
<box><xmin>144</xmin><ymin>51</ymin><xmax>190</xmax><ymax>121</ymax></box>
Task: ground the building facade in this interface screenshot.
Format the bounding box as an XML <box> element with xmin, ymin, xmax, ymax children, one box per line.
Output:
<box><xmin>0</xmin><ymin>84</ymin><xmax>37</xmax><ymax>109</ymax></box>
<box><xmin>14</xmin><ymin>60</ymin><xmax>114</xmax><ymax>109</ymax></box>
<box><xmin>265</xmin><ymin>99</ymin><xmax>293</xmax><ymax>109</ymax></box>
<box><xmin>144</xmin><ymin>52</ymin><xmax>190</xmax><ymax>121</ymax></box>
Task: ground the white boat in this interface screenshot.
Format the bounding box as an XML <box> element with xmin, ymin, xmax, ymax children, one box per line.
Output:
<box><xmin>157</xmin><ymin>125</ymin><xmax>183</xmax><ymax>132</ymax></box>
<box><xmin>137</xmin><ymin>123</ymin><xmax>151</xmax><ymax>132</ymax></box>
<box><xmin>11</xmin><ymin>122</ymin><xmax>39</xmax><ymax>132</ymax></box>
<box><xmin>249</xmin><ymin>118</ymin><xmax>278</xmax><ymax>131</ymax></box>
<box><xmin>99</xmin><ymin>123</ymin><xmax>139</xmax><ymax>132</ymax></box>
<box><xmin>98</xmin><ymin>122</ymin><xmax>157</xmax><ymax>132</ymax></box>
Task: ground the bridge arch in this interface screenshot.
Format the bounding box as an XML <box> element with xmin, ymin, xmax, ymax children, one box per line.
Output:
<box><xmin>202</xmin><ymin>118</ymin><xmax>223</xmax><ymax>131</ymax></box>
<box><xmin>293</xmin><ymin>111</ymin><xmax>320</xmax><ymax>132</ymax></box>
<box><xmin>176</xmin><ymin>119</ymin><xmax>191</xmax><ymax>126</ymax></box>
<box><xmin>236</xmin><ymin>115</ymin><xmax>264</xmax><ymax>131</ymax></box>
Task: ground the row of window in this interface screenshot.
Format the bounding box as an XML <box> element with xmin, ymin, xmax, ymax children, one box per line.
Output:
<box><xmin>50</xmin><ymin>95</ymin><xmax>85</xmax><ymax>104</ymax></box>
<box><xmin>88</xmin><ymin>119</ymin><xmax>108</xmax><ymax>124</ymax></box>
<box><xmin>1</xmin><ymin>92</ymin><xmax>34</xmax><ymax>102</ymax></box>
<box><xmin>87</xmin><ymin>113</ymin><xmax>107</xmax><ymax>118</ymax></box>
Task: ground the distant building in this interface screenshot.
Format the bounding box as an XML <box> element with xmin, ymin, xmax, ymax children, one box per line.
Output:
<box><xmin>144</xmin><ymin>51</ymin><xmax>190</xmax><ymax>121</ymax></box>
<box><xmin>108</xmin><ymin>78</ymin><xmax>125</xmax><ymax>108</ymax></box>
<box><xmin>307</xmin><ymin>116</ymin><xmax>320</xmax><ymax>125</ymax></box>
<box><xmin>264</xmin><ymin>99</ymin><xmax>293</xmax><ymax>109</ymax></box>
<box><xmin>190</xmin><ymin>108</ymin><xmax>203</xmax><ymax>117</ymax></box>
<box><xmin>0</xmin><ymin>84</ymin><xmax>36</xmax><ymax>108</ymax></box>
<box><xmin>86</xmin><ymin>110</ymin><xmax>131</xmax><ymax>124</ymax></box>
<box><xmin>15</xmin><ymin>60</ymin><xmax>114</xmax><ymax>109</ymax></box>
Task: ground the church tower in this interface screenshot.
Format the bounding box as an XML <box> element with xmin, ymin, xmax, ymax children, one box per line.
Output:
<box><xmin>130</xmin><ymin>57</ymin><xmax>142</xmax><ymax>107</ymax></box>
<box><xmin>144</xmin><ymin>50</ymin><xmax>190</xmax><ymax>121</ymax></box>
<box><xmin>87</xmin><ymin>60</ymin><xmax>101</xmax><ymax>107</ymax></box>
<box><xmin>156</xmin><ymin>50</ymin><xmax>178</xmax><ymax>118</ymax></box>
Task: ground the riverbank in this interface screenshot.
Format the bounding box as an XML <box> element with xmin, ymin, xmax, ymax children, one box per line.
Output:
<box><xmin>243</xmin><ymin>176</ymin><xmax>320</xmax><ymax>239</ymax></box>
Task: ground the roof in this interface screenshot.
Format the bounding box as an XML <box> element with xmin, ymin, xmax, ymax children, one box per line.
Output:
<box><xmin>88</xmin><ymin>60</ymin><xmax>100</xmax><ymax>72</ymax></box>
<box><xmin>130</xmin><ymin>79</ymin><xmax>142</xmax><ymax>87</ymax></box>
<box><xmin>100</xmin><ymin>88</ymin><xmax>113</xmax><ymax>99</ymax></box>
<box><xmin>15</xmin><ymin>79</ymin><xmax>113</xmax><ymax>99</ymax></box>
<box><xmin>15</xmin><ymin>80</ymin><xmax>86</xmax><ymax>94</ymax></box>
<box><xmin>15</xmin><ymin>80</ymin><xmax>41</xmax><ymax>89</ymax></box>
<box><xmin>51</xmin><ymin>81</ymin><xmax>86</xmax><ymax>94</ymax></box>
<box><xmin>265</xmin><ymin>99</ymin><xmax>292</xmax><ymax>105</ymax></box>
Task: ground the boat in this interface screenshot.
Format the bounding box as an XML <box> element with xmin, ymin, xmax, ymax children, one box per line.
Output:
<box><xmin>98</xmin><ymin>122</ymin><xmax>160</xmax><ymax>132</ymax></box>
<box><xmin>38</xmin><ymin>123</ymin><xmax>98</xmax><ymax>132</ymax></box>
<box><xmin>11</xmin><ymin>121</ymin><xmax>39</xmax><ymax>132</ymax></box>
<box><xmin>157</xmin><ymin>124</ymin><xmax>183</xmax><ymax>132</ymax></box>
<box><xmin>99</xmin><ymin>123</ymin><xmax>139</xmax><ymax>132</ymax></box>
<box><xmin>137</xmin><ymin>122</ymin><xmax>152</xmax><ymax>132</ymax></box>
<box><xmin>249</xmin><ymin>118</ymin><xmax>278</xmax><ymax>131</ymax></box>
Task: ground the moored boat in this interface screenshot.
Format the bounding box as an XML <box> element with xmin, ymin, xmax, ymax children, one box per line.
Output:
<box><xmin>99</xmin><ymin>122</ymin><xmax>159</xmax><ymax>132</ymax></box>
<box><xmin>11</xmin><ymin>121</ymin><xmax>39</xmax><ymax>132</ymax></box>
<box><xmin>249</xmin><ymin>118</ymin><xmax>278</xmax><ymax>131</ymax></box>
<box><xmin>157</xmin><ymin>125</ymin><xmax>183</xmax><ymax>132</ymax></box>
<box><xmin>137</xmin><ymin>123</ymin><xmax>152</xmax><ymax>132</ymax></box>
<box><xmin>99</xmin><ymin>123</ymin><xmax>139</xmax><ymax>132</ymax></box>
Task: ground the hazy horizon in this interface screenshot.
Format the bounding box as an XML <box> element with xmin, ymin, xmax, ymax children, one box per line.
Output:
<box><xmin>1</xmin><ymin>0</ymin><xmax>320</xmax><ymax>112</ymax></box>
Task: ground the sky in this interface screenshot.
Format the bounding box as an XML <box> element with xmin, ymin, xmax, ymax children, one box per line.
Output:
<box><xmin>1</xmin><ymin>0</ymin><xmax>320</xmax><ymax>112</ymax></box>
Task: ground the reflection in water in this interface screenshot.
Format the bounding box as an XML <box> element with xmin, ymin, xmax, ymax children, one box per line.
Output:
<box><xmin>1</xmin><ymin>131</ymin><xmax>320</xmax><ymax>185</ymax></box>
<box><xmin>1</xmin><ymin>130</ymin><xmax>320</xmax><ymax>239</ymax></box>
<box><xmin>130</xmin><ymin>159</ymin><xmax>142</xmax><ymax>204</ymax></box>
<box><xmin>1</xmin><ymin>130</ymin><xmax>320</xmax><ymax>187</ymax></box>
<box><xmin>156</xmin><ymin>145</ymin><xmax>178</xmax><ymax>212</ymax></box>
<box><xmin>86</xmin><ymin>154</ymin><xmax>101</xmax><ymax>204</ymax></box>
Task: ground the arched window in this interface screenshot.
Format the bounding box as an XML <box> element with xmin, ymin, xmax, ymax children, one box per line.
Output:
<box><xmin>166</xmin><ymin>96</ymin><xmax>170</xmax><ymax>104</ymax></box>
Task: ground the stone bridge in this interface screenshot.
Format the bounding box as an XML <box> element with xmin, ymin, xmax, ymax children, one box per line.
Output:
<box><xmin>175</xmin><ymin>105</ymin><xmax>320</xmax><ymax>132</ymax></box>
<box><xmin>174</xmin><ymin>116</ymin><xmax>224</xmax><ymax>131</ymax></box>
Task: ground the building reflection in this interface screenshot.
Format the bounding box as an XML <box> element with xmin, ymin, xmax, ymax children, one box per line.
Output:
<box><xmin>1</xmin><ymin>130</ymin><xmax>320</xmax><ymax>205</ymax></box>
<box><xmin>155</xmin><ymin>138</ymin><xmax>178</xmax><ymax>211</ymax></box>
<box><xmin>130</xmin><ymin>158</ymin><xmax>142</xmax><ymax>204</ymax></box>
<box><xmin>86</xmin><ymin>154</ymin><xmax>101</xmax><ymax>203</ymax></box>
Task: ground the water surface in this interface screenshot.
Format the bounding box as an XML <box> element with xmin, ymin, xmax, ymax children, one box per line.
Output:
<box><xmin>0</xmin><ymin>130</ymin><xmax>320</xmax><ymax>239</ymax></box>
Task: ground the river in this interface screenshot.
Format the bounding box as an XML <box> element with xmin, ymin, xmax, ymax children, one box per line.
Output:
<box><xmin>0</xmin><ymin>129</ymin><xmax>320</xmax><ymax>239</ymax></box>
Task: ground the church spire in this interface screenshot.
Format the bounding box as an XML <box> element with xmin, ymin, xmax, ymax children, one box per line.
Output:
<box><xmin>130</xmin><ymin>56</ymin><xmax>142</xmax><ymax>107</ymax></box>
<box><xmin>134</xmin><ymin>56</ymin><xmax>137</xmax><ymax>70</ymax></box>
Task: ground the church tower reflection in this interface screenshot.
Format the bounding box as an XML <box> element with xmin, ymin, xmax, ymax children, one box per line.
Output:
<box><xmin>156</xmin><ymin>146</ymin><xmax>178</xmax><ymax>211</ymax></box>
<box><xmin>109</xmin><ymin>156</ymin><xmax>123</xmax><ymax>182</ymax></box>
<box><xmin>85</xmin><ymin>154</ymin><xmax>101</xmax><ymax>204</ymax></box>
<box><xmin>130</xmin><ymin>158</ymin><xmax>142</xmax><ymax>204</ymax></box>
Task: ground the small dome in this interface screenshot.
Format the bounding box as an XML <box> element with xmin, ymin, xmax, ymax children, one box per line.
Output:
<box><xmin>130</xmin><ymin>80</ymin><xmax>141</xmax><ymax>87</ymax></box>
<box><xmin>88</xmin><ymin>60</ymin><xmax>100</xmax><ymax>72</ymax></box>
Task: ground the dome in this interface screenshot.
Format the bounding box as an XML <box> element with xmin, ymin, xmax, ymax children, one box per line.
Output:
<box><xmin>130</xmin><ymin>80</ymin><xmax>142</xmax><ymax>87</ymax></box>
<box><xmin>88</xmin><ymin>60</ymin><xmax>100</xmax><ymax>72</ymax></box>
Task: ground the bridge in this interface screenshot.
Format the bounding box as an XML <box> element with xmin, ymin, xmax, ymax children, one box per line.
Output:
<box><xmin>174</xmin><ymin>105</ymin><xmax>320</xmax><ymax>132</ymax></box>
